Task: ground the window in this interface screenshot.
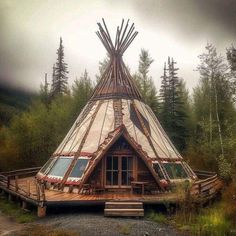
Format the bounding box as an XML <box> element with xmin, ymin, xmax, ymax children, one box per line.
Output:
<box><xmin>69</xmin><ymin>159</ymin><xmax>89</xmax><ymax>178</ymax></box>
<box><xmin>49</xmin><ymin>158</ymin><xmax>72</xmax><ymax>177</ymax></box>
<box><xmin>153</xmin><ymin>163</ymin><xmax>165</xmax><ymax>179</ymax></box>
<box><xmin>163</xmin><ymin>163</ymin><xmax>188</xmax><ymax>179</ymax></box>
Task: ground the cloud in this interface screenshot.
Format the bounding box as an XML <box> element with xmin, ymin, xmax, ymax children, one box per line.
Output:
<box><xmin>0</xmin><ymin>0</ymin><xmax>235</xmax><ymax>92</ymax></box>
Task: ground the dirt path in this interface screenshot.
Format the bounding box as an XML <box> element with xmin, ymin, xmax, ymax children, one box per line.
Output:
<box><xmin>0</xmin><ymin>212</ymin><xmax>23</xmax><ymax>236</ymax></box>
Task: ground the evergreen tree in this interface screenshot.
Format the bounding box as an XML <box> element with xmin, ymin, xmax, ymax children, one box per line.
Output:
<box><xmin>72</xmin><ymin>70</ymin><xmax>93</xmax><ymax>118</ymax></box>
<box><xmin>135</xmin><ymin>49</ymin><xmax>159</xmax><ymax>115</ymax></box>
<box><xmin>51</xmin><ymin>37</ymin><xmax>69</xmax><ymax>97</ymax></box>
<box><xmin>39</xmin><ymin>73</ymin><xmax>50</xmax><ymax>106</ymax></box>
<box><xmin>96</xmin><ymin>54</ymin><xmax>110</xmax><ymax>82</ymax></box>
<box><xmin>227</xmin><ymin>46</ymin><xmax>236</xmax><ymax>102</ymax></box>
<box><xmin>159</xmin><ymin>57</ymin><xmax>189</xmax><ymax>152</ymax></box>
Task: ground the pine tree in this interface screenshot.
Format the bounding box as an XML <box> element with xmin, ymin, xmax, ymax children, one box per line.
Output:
<box><xmin>159</xmin><ymin>57</ymin><xmax>189</xmax><ymax>151</ymax></box>
<box><xmin>135</xmin><ymin>49</ymin><xmax>159</xmax><ymax>115</ymax></box>
<box><xmin>227</xmin><ymin>46</ymin><xmax>236</xmax><ymax>102</ymax></box>
<box><xmin>40</xmin><ymin>73</ymin><xmax>50</xmax><ymax>106</ymax></box>
<box><xmin>159</xmin><ymin>61</ymin><xmax>171</xmax><ymax>130</ymax></box>
<box><xmin>72</xmin><ymin>69</ymin><xmax>93</xmax><ymax>117</ymax></box>
<box><xmin>96</xmin><ymin>54</ymin><xmax>110</xmax><ymax>82</ymax></box>
<box><xmin>51</xmin><ymin>37</ymin><xmax>69</xmax><ymax>97</ymax></box>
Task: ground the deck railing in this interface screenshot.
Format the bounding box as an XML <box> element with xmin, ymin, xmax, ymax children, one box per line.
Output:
<box><xmin>191</xmin><ymin>170</ymin><xmax>222</xmax><ymax>201</ymax></box>
<box><xmin>0</xmin><ymin>167</ymin><xmax>45</xmax><ymax>204</ymax></box>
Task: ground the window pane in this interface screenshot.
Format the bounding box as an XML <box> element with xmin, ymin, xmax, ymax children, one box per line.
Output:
<box><xmin>128</xmin><ymin>171</ymin><xmax>133</xmax><ymax>185</ymax></box>
<box><xmin>107</xmin><ymin>156</ymin><xmax>112</xmax><ymax>170</ymax></box>
<box><xmin>163</xmin><ymin>163</ymin><xmax>188</xmax><ymax>179</ymax></box>
<box><xmin>113</xmin><ymin>157</ymin><xmax>118</xmax><ymax>170</ymax></box>
<box><xmin>113</xmin><ymin>171</ymin><xmax>118</xmax><ymax>185</ymax></box>
<box><xmin>153</xmin><ymin>163</ymin><xmax>165</xmax><ymax>179</ymax></box>
<box><xmin>122</xmin><ymin>157</ymin><xmax>127</xmax><ymax>170</ymax></box>
<box><xmin>49</xmin><ymin>158</ymin><xmax>72</xmax><ymax>177</ymax></box>
<box><xmin>106</xmin><ymin>171</ymin><xmax>112</xmax><ymax>185</ymax></box>
<box><xmin>122</xmin><ymin>171</ymin><xmax>127</xmax><ymax>185</ymax></box>
<box><xmin>69</xmin><ymin>159</ymin><xmax>89</xmax><ymax>178</ymax></box>
<box><xmin>127</xmin><ymin>157</ymin><xmax>133</xmax><ymax>170</ymax></box>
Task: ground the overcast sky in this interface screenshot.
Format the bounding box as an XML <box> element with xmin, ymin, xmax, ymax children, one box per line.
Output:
<box><xmin>0</xmin><ymin>0</ymin><xmax>236</xmax><ymax>92</ymax></box>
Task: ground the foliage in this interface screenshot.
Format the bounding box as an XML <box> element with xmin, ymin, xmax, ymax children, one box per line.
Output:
<box><xmin>51</xmin><ymin>37</ymin><xmax>69</xmax><ymax>98</ymax></box>
<box><xmin>0</xmin><ymin>75</ymin><xmax>93</xmax><ymax>171</ymax></box>
<box><xmin>72</xmin><ymin>69</ymin><xmax>94</xmax><ymax>118</ymax></box>
<box><xmin>95</xmin><ymin>54</ymin><xmax>110</xmax><ymax>82</ymax></box>
<box><xmin>0</xmin><ymin>195</ymin><xmax>36</xmax><ymax>223</ymax></box>
<box><xmin>134</xmin><ymin>49</ymin><xmax>159</xmax><ymax>116</ymax></box>
<box><xmin>0</xmin><ymin>85</ymin><xmax>34</xmax><ymax>125</ymax></box>
<box><xmin>147</xmin><ymin>210</ymin><xmax>167</xmax><ymax>224</ymax></box>
<box><xmin>159</xmin><ymin>57</ymin><xmax>190</xmax><ymax>151</ymax></box>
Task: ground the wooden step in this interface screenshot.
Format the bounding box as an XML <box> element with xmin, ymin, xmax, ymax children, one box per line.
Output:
<box><xmin>104</xmin><ymin>208</ymin><xmax>144</xmax><ymax>217</ymax></box>
<box><xmin>104</xmin><ymin>201</ymin><xmax>144</xmax><ymax>217</ymax></box>
<box><xmin>105</xmin><ymin>202</ymin><xmax>143</xmax><ymax>209</ymax></box>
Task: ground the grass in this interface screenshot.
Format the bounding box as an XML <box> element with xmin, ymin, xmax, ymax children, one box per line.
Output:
<box><xmin>118</xmin><ymin>224</ymin><xmax>132</xmax><ymax>235</ymax></box>
<box><xmin>146</xmin><ymin>202</ymin><xmax>236</xmax><ymax>236</ymax></box>
<box><xmin>0</xmin><ymin>194</ymin><xmax>36</xmax><ymax>223</ymax></box>
<box><xmin>146</xmin><ymin>210</ymin><xmax>167</xmax><ymax>224</ymax></box>
<box><xmin>17</xmin><ymin>225</ymin><xmax>79</xmax><ymax>236</ymax></box>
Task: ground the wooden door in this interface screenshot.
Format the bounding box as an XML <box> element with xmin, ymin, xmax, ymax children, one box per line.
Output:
<box><xmin>105</xmin><ymin>155</ymin><xmax>134</xmax><ymax>188</ymax></box>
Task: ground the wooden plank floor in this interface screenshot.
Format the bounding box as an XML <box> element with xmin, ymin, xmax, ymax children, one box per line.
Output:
<box><xmin>7</xmin><ymin>177</ymin><xmax>181</xmax><ymax>204</ymax></box>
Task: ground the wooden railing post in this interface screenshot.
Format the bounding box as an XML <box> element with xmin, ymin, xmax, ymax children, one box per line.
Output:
<box><xmin>27</xmin><ymin>180</ymin><xmax>30</xmax><ymax>197</ymax></box>
<box><xmin>7</xmin><ymin>177</ymin><xmax>10</xmax><ymax>189</ymax></box>
<box><xmin>35</xmin><ymin>180</ymin><xmax>40</xmax><ymax>201</ymax></box>
<box><xmin>15</xmin><ymin>176</ymin><xmax>19</xmax><ymax>192</ymax></box>
<box><xmin>41</xmin><ymin>183</ymin><xmax>46</xmax><ymax>202</ymax></box>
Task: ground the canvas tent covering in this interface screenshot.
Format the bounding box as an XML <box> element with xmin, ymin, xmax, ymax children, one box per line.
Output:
<box><xmin>37</xmin><ymin>19</ymin><xmax>197</xmax><ymax>190</ymax></box>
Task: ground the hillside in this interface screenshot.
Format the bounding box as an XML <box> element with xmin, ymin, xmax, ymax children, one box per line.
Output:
<box><xmin>0</xmin><ymin>85</ymin><xmax>35</xmax><ymax>125</ymax></box>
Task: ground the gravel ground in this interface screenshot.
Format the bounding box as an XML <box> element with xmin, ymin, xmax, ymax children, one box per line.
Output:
<box><xmin>1</xmin><ymin>208</ymin><xmax>184</xmax><ymax>236</ymax></box>
<box><xmin>25</xmin><ymin>212</ymin><xmax>182</xmax><ymax>236</ymax></box>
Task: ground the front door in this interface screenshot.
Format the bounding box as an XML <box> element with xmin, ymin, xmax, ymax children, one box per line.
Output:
<box><xmin>105</xmin><ymin>155</ymin><xmax>134</xmax><ymax>188</ymax></box>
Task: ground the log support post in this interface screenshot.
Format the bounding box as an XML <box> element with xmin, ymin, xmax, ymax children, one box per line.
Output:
<box><xmin>22</xmin><ymin>201</ymin><xmax>28</xmax><ymax>210</ymax></box>
<box><xmin>37</xmin><ymin>206</ymin><xmax>47</xmax><ymax>217</ymax></box>
<box><xmin>8</xmin><ymin>193</ymin><xmax>13</xmax><ymax>202</ymax></box>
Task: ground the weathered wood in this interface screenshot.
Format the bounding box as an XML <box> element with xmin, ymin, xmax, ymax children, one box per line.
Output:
<box><xmin>15</xmin><ymin>176</ymin><xmax>19</xmax><ymax>192</ymax></box>
<box><xmin>37</xmin><ymin>206</ymin><xmax>47</xmax><ymax>217</ymax></box>
<box><xmin>104</xmin><ymin>201</ymin><xmax>144</xmax><ymax>217</ymax></box>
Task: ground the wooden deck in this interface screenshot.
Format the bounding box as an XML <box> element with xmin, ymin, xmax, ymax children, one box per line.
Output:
<box><xmin>0</xmin><ymin>167</ymin><xmax>223</xmax><ymax>217</ymax></box>
<box><xmin>1</xmin><ymin>176</ymin><xmax>181</xmax><ymax>206</ymax></box>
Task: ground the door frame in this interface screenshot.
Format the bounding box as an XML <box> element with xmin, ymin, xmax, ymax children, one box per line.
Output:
<box><xmin>104</xmin><ymin>154</ymin><xmax>136</xmax><ymax>188</ymax></box>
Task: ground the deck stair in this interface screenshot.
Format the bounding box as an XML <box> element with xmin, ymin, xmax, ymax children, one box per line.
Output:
<box><xmin>104</xmin><ymin>201</ymin><xmax>144</xmax><ymax>217</ymax></box>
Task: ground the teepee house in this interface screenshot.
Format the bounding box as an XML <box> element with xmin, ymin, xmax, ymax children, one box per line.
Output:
<box><xmin>36</xmin><ymin>20</ymin><xmax>222</xmax><ymax>212</ymax></box>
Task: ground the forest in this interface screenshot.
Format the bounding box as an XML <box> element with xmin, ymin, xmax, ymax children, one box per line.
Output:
<box><xmin>0</xmin><ymin>38</ymin><xmax>236</xmax><ymax>230</ymax></box>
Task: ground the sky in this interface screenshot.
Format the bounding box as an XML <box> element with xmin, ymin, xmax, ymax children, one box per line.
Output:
<box><xmin>0</xmin><ymin>0</ymin><xmax>236</xmax><ymax>93</ymax></box>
